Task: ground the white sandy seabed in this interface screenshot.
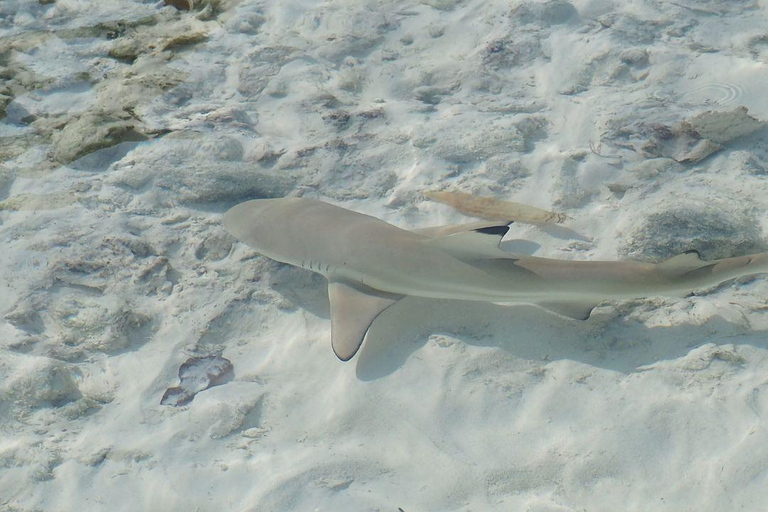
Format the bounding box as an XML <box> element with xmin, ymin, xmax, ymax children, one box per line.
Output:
<box><xmin>2</xmin><ymin>0</ymin><xmax>768</xmax><ymax>510</ymax></box>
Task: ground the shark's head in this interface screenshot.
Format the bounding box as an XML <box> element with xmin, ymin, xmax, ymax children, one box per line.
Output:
<box><xmin>222</xmin><ymin>198</ymin><xmax>307</xmax><ymax>256</ymax></box>
<box><xmin>224</xmin><ymin>196</ymin><xmax>394</xmax><ymax>272</ymax></box>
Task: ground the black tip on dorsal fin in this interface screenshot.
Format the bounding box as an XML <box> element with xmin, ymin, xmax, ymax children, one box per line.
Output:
<box><xmin>474</xmin><ymin>224</ymin><xmax>511</xmax><ymax>237</ymax></box>
<box><xmin>684</xmin><ymin>249</ymin><xmax>702</xmax><ymax>257</ymax></box>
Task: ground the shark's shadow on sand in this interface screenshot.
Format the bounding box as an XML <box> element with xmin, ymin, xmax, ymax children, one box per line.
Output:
<box><xmin>351</xmin><ymin>295</ymin><xmax>768</xmax><ymax>381</ymax></box>
<box><xmin>272</xmin><ymin>264</ymin><xmax>768</xmax><ymax>381</ymax></box>
<box><xmin>224</xmin><ymin>197</ymin><xmax>768</xmax><ymax>375</ymax></box>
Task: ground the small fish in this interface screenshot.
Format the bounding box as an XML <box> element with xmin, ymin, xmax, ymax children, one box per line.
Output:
<box><xmin>424</xmin><ymin>190</ymin><xmax>570</xmax><ymax>225</ymax></box>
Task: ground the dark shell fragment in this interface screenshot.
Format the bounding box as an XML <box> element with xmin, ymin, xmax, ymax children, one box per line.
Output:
<box><xmin>161</xmin><ymin>355</ymin><xmax>234</xmax><ymax>407</ymax></box>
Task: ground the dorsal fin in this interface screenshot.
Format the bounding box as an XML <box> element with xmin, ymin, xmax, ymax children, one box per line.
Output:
<box><xmin>421</xmin><ymin>223</ymin><xmax>513</xmax><ymax>260</ymax></box>
<box><xmin>412</xmin><ymin>220</ymin><xmax>514</xmax><ymax>238</ymax></box>
<box><xmin>659</xmin><ymin>250</ymin><xmax>704</xmax><ymax>268</ymax></box>
<box><xmin>328</xmin><ymin>281</ymin><xmax>402</xmax><ymax>361</ymax></box>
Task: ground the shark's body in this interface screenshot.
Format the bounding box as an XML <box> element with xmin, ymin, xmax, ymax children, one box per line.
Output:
<box><xmin>224</xmin><ymin>197</ymin><xmax>768</xmax><ymax>360</ymax></box>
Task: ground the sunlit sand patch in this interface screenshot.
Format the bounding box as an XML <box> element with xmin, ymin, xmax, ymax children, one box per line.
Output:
<box><xmin>424</xmin><ymin>190</ymin><xmax>570</xmax><ymax>225</ymax></box>
<box><xmin>680</xmin><ymin>81</ymin><xmax>744</xmax><ymax>106</ymax></box>
<box><xmin>0</xmin><ymin>192</ymin><xmax>77</xmax><ymax>211</ymax></box>
<box><xmin>15</xmin><ymin>164</ymin><xmax>59</xmax><ymax>179</ymax></box>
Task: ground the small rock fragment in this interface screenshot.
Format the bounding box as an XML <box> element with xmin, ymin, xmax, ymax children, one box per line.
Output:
<box><xmin>165</xmin><ymin>0</ymin><xmax>191</xmax><ymax>10</ymax></box>
<box><xmin>161</xmin><ymin>356</ymin><xmax>234</xmax><ymax>406</ymax></box>
<box><xmin>687</xmin><ymin>106</ymin><xmax>764</xmax><ymax>144</ymax></box>
<box><xmin>51</xmin><ymin>112</ymin><xmax>148</xmax><ymax>164</ymax></box>
<box><xmin>643</xmin><ymin>107</ymin><xmax>765</xmax><ymax>163</ymax></box>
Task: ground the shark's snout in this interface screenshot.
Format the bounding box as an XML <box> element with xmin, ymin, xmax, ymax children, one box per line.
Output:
<box><xmin>223</xmin><ymin>199</ymin><xmax>278</xmax><ymax>243</ymax></box>
<box><xmin>223</xmin><ymin>197</ymin><xmax>308</xmax><ymax>254</ymax></box>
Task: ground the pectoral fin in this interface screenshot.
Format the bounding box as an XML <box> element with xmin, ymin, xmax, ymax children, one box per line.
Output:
<box><xmin>328</xmin><ymin>281</ymin><xmax>403</xmax><ymax>361</ymax></box>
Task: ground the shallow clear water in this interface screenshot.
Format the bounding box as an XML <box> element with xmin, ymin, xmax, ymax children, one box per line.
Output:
<box><xmin>2</xmin><ymin>1</ymin><xmax>768</xmax><ymax>510</ymax></box>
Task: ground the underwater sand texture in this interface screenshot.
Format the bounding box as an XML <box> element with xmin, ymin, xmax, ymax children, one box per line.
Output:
<box><xmin>3</xmin><ymin>0</ymin><xmax>768</xmax><ymax>510</ymax></box>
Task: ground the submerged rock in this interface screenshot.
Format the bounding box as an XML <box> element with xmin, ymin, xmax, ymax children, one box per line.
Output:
<box><xmin>161</xmin><ymin>356</ymin><xmax>234</xmax><ymax>407</ymax></box>
<box><xmin>411</xmin><ymin>115</ymin><xmax>547</xmax><ymax>163</ymax></box>
<box><xmin>0</xmin><ymin>165</ymin><xmax>14</xmax><ymax>198</ymax></box>
<box><xmin>4</xmin><ymin>358</ymin><xmax>82</xmax><ymax>410</ymax></box>
<box><xmin>0</xmin><ymin>10</ymin><xmax>211</xmax><ymax>169</ymax></box>
<box><xmin>51</xmin><ymin>112</ymin><xmax>148</xmax><ymax>164</ymax></box>
<box><xmin>106</xmin><ymin>135</ymin><xmax>294</xmax><ymax>206</ymax></box>
<box><xmin>620</xmin><ymin>201</ymin><xmax>765</xmax><ymax>262</ymax></box>
<box><xmin>0</xmin><ymin>91</ymin><xmax>10</xmax><ymax>119</ymax></box>
<box><xmin>510</xmin><ymin>0</ymin><xmax>578</xmax><ymax>26</ymax></box>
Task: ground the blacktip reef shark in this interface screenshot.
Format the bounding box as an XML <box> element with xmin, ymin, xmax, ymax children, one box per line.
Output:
<box><xmin>224</xmin><ymin>197</ymin><xmax>768</xmax><ymax>361</ymax></box>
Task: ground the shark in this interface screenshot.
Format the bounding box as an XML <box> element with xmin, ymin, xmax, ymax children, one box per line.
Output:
<box><xmin>223</xmin><ymin>197</ymin><xmax>768</xmax><ymax>361</ymax></box>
